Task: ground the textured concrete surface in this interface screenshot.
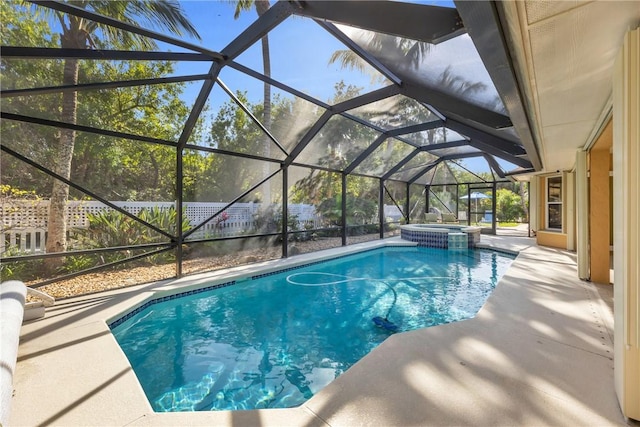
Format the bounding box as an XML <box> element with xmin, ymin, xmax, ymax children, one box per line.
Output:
<box><xmin>9</xmin><ymin>235</ymin><xmax>631</xmax><ymax>426</ymax></box>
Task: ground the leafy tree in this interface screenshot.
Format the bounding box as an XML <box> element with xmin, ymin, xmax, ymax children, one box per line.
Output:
<box><xmin>497</xmin><ymin>181</ymin><xmax>529</xmax><ymax>222</ymax></box>
<box><xmin>188</xmin><ymin>87</ymin><xmax>326</xmax><ymax>205</ymax></box>
<box><xmin>287</xmin><ymin>81</ymin><xmax>418</xmax><ymax>229</ymax></box>
<box><xmin>346</xmin><ymin>176</ymin><xmax>379</xmax><ymax>226</ymax></box>
<box><xmin>2</xmin><ymin>2</ymin><xmax>208</xmax><ymax>278</ymax></box>
<box><xmin>518</xmin><ymin>182</ymin><xmax>529</xmax><ymax>222</ymax></box>
<box><xmin>185</xmin><ymin>92</ymin><xmax>278</xmax><ymax>202</ymax></box>
<box><xmin>496</xmin><ymin>188</ymin><xmax>524</xmax><ymax>222</ymax></box>
<box><xmin>30</xmin><ymin>0</ymin><xmax>199</xmax><ymax>270</ymax></box>
<box><xmin>1</xmin><ymin>2</ymin><xmax>62</xmax><ymax>196</ymax></box>
<box><xmin>70</xmin><ymin>60</ymin><xmax>190</xmax><ymax>201</ymax></box>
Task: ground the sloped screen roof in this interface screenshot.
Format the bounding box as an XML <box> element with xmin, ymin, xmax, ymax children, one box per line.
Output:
<box><xmin>2</xmin><ymin>0</ymin><xmax>537</xmax><ymax>186</ymax></box>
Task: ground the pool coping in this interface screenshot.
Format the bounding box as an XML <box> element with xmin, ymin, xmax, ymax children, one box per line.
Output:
<box><xmin>10</xmin><ymin>236</ymin><xmax>625</xmax><ymax>426</ymax></box>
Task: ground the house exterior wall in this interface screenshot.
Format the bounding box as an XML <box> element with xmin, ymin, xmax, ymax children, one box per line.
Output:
<box><xmin>588</xmin><ymin>121</ymin><xmax>613</xmax><ymax>284</ymax></box>
<box><xmin>536</xmin><ymin>230</ymin><xmax>567</xmax><ymax>249</ymax></box>
<box><xmin>613</xmin><ymin>27</ymin><xmax>639</xmax><ymax>421</ymax></box>
<box><xmin>535</xmin><ymin>175</ymin><xmax>569</xmax><ymax>250</ymax></box>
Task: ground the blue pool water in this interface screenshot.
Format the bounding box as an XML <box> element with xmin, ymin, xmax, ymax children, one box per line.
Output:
<box><xmin>111</xmin><ymin>246</ymin><xmax>514</xmax><ymax>412</ymax></box>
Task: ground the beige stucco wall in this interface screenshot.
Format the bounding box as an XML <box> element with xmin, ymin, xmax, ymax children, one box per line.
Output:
<box><xmin>589</xmin><ymin>121</ymin><xmax>613</xmax><ymax>284</ymax></box>
<box><xmin>536</xmin><ymin>230</ymin><xmax>567</xmax><ymax>249</ymax></box>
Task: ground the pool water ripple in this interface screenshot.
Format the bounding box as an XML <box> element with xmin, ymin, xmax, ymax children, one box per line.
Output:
<box><xmin>111</xmin><ymin>247</ymin><xmax>514</xmax><ymax>412</ymax></box>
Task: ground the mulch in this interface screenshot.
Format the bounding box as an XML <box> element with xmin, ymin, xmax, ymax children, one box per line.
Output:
<box><xmin>28</xmin><ymin>235</ymin><xmax>382</xmax><ymax>300</ymax></box>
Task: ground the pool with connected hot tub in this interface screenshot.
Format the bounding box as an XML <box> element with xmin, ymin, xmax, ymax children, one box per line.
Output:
<box><xmin>400</xmin><ymin>223</ymin><xmax>482</xmax><ymax>249</ymax></box>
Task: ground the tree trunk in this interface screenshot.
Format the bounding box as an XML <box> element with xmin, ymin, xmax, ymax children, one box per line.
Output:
<box><xmin>45</xmin><ymin>30</ymin><xmax>82</xmax><ymax>272</ymax></box>
<box><xmin>256</xmin><ymin>1</ymin><xmax>272</xmax><ymax>203</ymax></box>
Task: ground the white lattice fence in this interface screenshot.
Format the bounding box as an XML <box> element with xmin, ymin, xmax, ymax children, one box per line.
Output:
<box><xmin>288</xmin><ymin>203</ymin><xmax>323</xmax><ymax>229</ymax></box>
<box><xmin>1</xmin><ymin>228</ymin><xmax>47</xmax><ymax>254</ymax></box>
<box><xmin>384</xmin><ymin>205</ymin><xmax>403</xmax><ymax>221</ymax></box>
<box><xmin>184</xmin><ymin>202</ymin><xmax>263</xmax><ymax>238</ymax></box>
<box><xmin>2</xmin><ymin>200</ymin><xmax>49</xmax><ymax>254</ymax></box>
<box><xmin>1</xmin><ymin>200</ymin><xmax>324</xmax><ymax>253</ymax></box>
<box><xmin>2</xmin><ymin>200</ymin><xmax>398</xmax><ymax>254</ymax></box>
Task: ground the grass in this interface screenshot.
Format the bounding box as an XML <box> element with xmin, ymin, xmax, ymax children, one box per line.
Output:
<box><xmin>498</xmin><ymin>222</ymin><xmax>521</xmax><ymax>227</ymax></box>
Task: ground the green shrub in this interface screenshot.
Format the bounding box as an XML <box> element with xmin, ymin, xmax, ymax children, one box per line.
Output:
<box><xmin>496</xmin><ymin>189</ymin><xmax>525</xmax><ymax>222</ymax></box>
<box><xmin>0</xmin><ymin>247</ymin><xmax>44</xmax><ymax>281</ymax></box>
<box><xmin>253</xmin><ymin>206</ymin><xmax>300</xmax><ymax>239</ymax></box>
<box><xmin>65</xmin><ymin>206</ymin><xmax>189</xmax><ymax>272</ymax></box>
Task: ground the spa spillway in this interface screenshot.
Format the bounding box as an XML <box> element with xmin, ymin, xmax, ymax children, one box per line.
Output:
<box><xmin>400</xmin><ymin>224</ymin><xmax>481</xmax><ymax>249</ymax></box>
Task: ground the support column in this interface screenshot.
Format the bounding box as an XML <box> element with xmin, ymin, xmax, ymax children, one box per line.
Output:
<box><xmin>491</xmin><ymin>181</ymin><xmax>497</xmax><ymax>234</ymax></box>
<box><xmin>455</xmin><ymin>184</ymin><xmax>459</xmax><ymax>222</ymax></box>
<box><xmin>576</xmin><ymin>150</ymin><xmax>589</xmax><ymax>279</ymax></box>
<box><xmin>425</xmin><ymin>185</ymin><xmax>430</xmax><ymax>218</ymax></box>
<box><xmin>282</xmin><ymin>166</ymin><xmax>288</xmax><ymax>258</ymax></box>
<box><xmin>613</xmin><ymin>27</ymin><xmax>639</xmax><ymax>421</ymax></box>
<box><xmin>175</xmin><ymin>147</ymin><xmax>183</xmax><ymax>277</ymax></box>
<box><xmin>379</xmin><ymin>180</ymin><xmax>384</xmax><ymax>238</ymax></box>
<box><xmin>341</xmin><ymin>173</ymin><xmax>347</xmax><ymax>246</ymax></box>
<box><xmin>529</xmin><ymin>178</ymin><xmax>538</xmax><ymax>234</ymax></box>
<box><xmin>565</xmin><ymin>171</ymin><xmax>576</xmax><ymax>252</ymax></box>
<box><xmin>405</xmin><ymin>183</ymin><xmax>410</xmax><ymax>224</ymax></box>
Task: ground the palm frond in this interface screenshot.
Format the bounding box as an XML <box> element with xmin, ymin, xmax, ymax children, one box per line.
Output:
<box><xmin>438</xmin><ymin>66</ymin><xmax>487</xmax><ymax>96</ymax></box>
<box><xmin>127</xmin><ymin>1</ymin><xmax>201</xmax><ymax>40</ymax></box>
<box><xmin>328</xmin><ymin>50</ymin><xmax>368</xmax><ymax>74</ymax></box>
<box><xmin>404</xmin><ymin>41</ymin><xmax>431</xmax><ymax>69</ymax></box>
<box><xmin>232</xmin><ymin>0</ymin><xmax>255</xmax><ymax>19</ymax></box>
<box><xmin>31</xmin><ymin>0</ymin><xmax>200</xmax><ymax>50</ymax></box>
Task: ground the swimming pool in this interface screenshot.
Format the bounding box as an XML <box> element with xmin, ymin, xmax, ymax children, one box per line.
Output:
<box><xmin>110</xmin><ymin>246</ymin><xmax>514</xmax><ymax>412</ymax></box>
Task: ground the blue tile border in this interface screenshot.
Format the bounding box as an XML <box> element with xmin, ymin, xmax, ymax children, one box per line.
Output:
<box><xmin>108</xmin><ymin>280</ymin><xmax>235</xmax><ymax>329</ymax></box>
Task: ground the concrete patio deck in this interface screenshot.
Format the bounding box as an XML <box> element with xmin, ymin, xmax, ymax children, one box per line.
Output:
<box><xmin>8</xmin><ymin>234</ymin><xmax>633</xmax><ymax>426</ymax></box>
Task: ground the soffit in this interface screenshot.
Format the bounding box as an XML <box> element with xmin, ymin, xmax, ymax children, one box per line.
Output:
<box><xmin>506</xmin><ymin>1</ymin><xmax>639</xmax><ymax>173</ymax></box>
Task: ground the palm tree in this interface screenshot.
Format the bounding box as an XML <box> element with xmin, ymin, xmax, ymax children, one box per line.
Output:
<box><xmin>328</xmin><ymin>31</ymin><xmax>492</xmax><ymax>141</ymax></box>
<box><xmin>233</xmin><ymin>0</ymin><xmax>272</xmax><ymax>203</ymax></box>
<box><xmin>424</xmin><ymin>66</ymin><xmax>487</xmax><ymax>145</ymax></box>
<box><xmin>329</xmin><ymin>31</ymin><xmax>431</xmax><ymax>80</ymax></box>
<box><xmin>37</xmin><ymin>1</ymin><xmax>200</xmax><ymax>271</ymax></box>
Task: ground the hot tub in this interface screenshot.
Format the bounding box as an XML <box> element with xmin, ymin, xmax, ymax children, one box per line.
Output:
<box><xmin>400</xmin><ymin>224</ymin><xmax>481</xmax><ymax>249</ymax></box>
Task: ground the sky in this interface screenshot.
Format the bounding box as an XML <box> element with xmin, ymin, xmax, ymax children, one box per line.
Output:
<box><xmin>33</xmin><ymin>0</ymin><xmax>463</xmax><ymax>112</ymax></box>
<box><xmin>162</xmin><ymin>0</ymin><xmax>499</xmax><ymax>173</ymax></box>
<box><xmin>168</xmin><ymin>1</ymin><xmax>392</xmax><ymax>110</ymax></box>
<box><xmin>34</xmin><ymin>0</ymin><xmax>505</xmax><ymax>173</ymax></box>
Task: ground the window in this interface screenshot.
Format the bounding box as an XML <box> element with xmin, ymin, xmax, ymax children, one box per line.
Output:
<box><xmin>546</xmin><ymin>176</ymin><xmax>562</xmax><ymax>230</ymax></box>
